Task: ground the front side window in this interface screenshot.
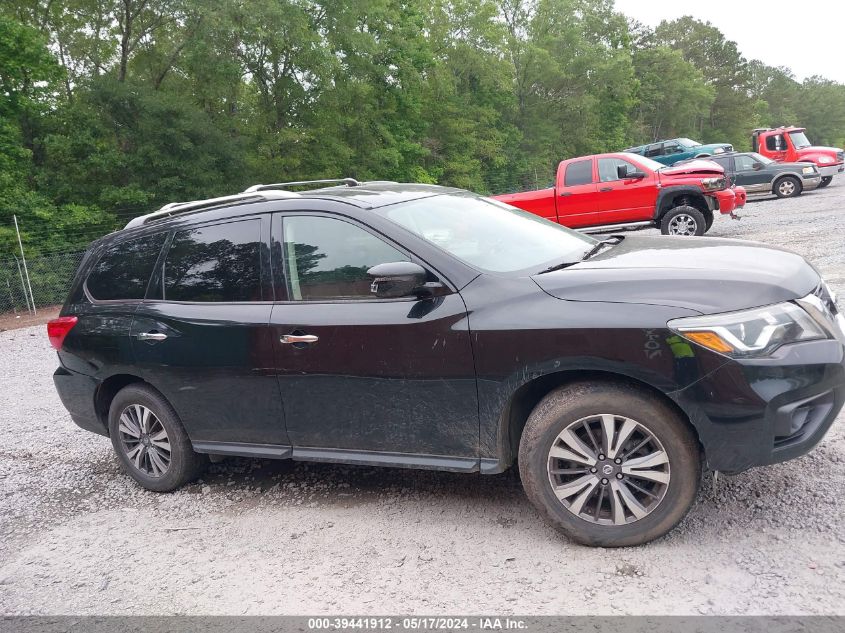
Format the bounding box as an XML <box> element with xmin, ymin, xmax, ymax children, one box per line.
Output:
<box><xmin>734</xmin><ymin>155</ymin><xmax>758</xmax><ymax>171</ymax></box>
<box><xmin>676</xmin><ymin>138</ymin><xmax>701</xmax><ymax>148</ymax></box>
<box><xmin>663</xmin><ymin>141</ymin><xmax>681</xmax><ymax>154</ymax></box>
<box><xmin>86</xmin><ymin>232</ymin><xmax>167</xmax><ymax>301</ymax></box>
<box><xmin>564</xmin><ymin>159</ymin><xmax>593</xmax><ymax>186</ymax></box>
<box><xmin>163</xmin><ymin>219</ymin><xmax>261</xmax><ymax>302</ymax></box>
<box><xmin>645</xmin><ymin>144</ymin><xmax>663</xmax><ymax>157</ymax></box>
<box><xmin>598</xmin><ymin>157</ymin><xmax>638</xmax><ymax>182</ymax></box>
<box><xmin>380</xmin><ymin>194</ymin><xmax>594</xmax><ymax>274</ymax></box>
<box><xmin>766</xmin><ymin>135</ymin><xmax>785</xmax><ymax>151</ymax></box>
<box><xmin>283</xmin><ymin>216</ymin><xmax>408</xmax><ymax>301</ymax></box>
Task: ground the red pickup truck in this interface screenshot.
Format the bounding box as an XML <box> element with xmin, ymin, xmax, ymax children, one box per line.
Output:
<box><xmin>493</xmin><ymin>153</ymin><xmax>745</xmax><ymax>236</ymax></box>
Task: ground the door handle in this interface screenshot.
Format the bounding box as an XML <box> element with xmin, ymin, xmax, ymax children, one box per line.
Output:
<box><xmin>280</xmin><ymin>334</ymin><xmax>319</xmax><ymax>345</ymax></box>
<box><xmin>560</xmin><ymin>192</ymin><xmax>572</xmax><ymax>197</ymax></box>
<box><xmin>137</xmin><ymin>332</ymin><xmax>167</xmax><ymax>342</ymax></box>
<box><xmin>599</xmin><ymin>187</ymin><xmax>613</xmax><ymax>192</ymax></box>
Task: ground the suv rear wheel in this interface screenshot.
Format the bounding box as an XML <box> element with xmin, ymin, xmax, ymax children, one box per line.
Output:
<box><xmin>518</xmin><ymin>382</ymin><xmax>701</xmax><ymax>547</ymax></box>
<box><xmin>108</xmin><ymin>384</ymin><xmax>207</xmax><ymax>492</ymax></box>
<box><xmin>774</xmin><ymin>175</ymin><xmax>801</xmax><ymax>198</ymax></box>
<box><xmin>660</xmin><ymin>206</ymin><xmax>706</xmax><ymax>236</ymax></box>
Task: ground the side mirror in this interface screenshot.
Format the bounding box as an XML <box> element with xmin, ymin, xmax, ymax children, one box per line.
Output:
<box><xmin>753</xmin><ymin>162</ymin><xmax>763</xmax><ymax>171</ymax></box>
<box><xmin>618</xmin><ymin>164</ymin><xmax>646</xmax><ymax>180</ymax></box>
<box><xmin>367</xmin><ymin>261</ymin><xmax>431</xmax><ymax>299</ymax></box>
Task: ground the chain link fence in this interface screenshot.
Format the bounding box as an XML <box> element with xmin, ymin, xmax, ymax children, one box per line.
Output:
<box><xmin>0</xmin><ymin>251</ymin><xmax>86</xmax><ymax>315</ymax></box>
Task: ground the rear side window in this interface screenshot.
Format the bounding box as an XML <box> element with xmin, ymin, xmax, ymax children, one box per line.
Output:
<box><xmin>163</xmin><ymin>219</ymin><xmax>261</xmax><ymax>302</ymax></box>
<box><xmin>564</xmin><ymin>160</ymin><xmax>593</xmax><ymax>186</ymax></box>
<box><xmin>282</xmin><ymin>216</ymin><xmax>407</xmax><ymax>301</ymax></box>
<box><xmin>86</xmin><ymin>232</ymin><xmax>167</xmax><ymax>301</ymax></box>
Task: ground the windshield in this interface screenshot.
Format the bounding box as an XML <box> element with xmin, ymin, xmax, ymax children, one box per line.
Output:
<box><xmin>677</xmin><ymin>138</ymin><xmax>701</xmax><ymax>148</ymax></box>
<box><xmin>789</xmin><ymin>131</ymin><xmax>811</xmax><ymax>149</ymax></box>
<box><xmin>749</xmin><ymin>152</ymin><xmax>774</xmax><ymax>164</ymax></box>
<box><xmin>379</xmin><ymin>194</ymin><xmax>595</xmax><ymax>274</ymax></box>
<box><xmin>626</xmin><ymin>153</ymin><xmax>666</xmax><ymax>171</ymax></box>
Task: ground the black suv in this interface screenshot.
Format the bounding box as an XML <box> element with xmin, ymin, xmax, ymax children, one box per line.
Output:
<box><xmin>688</xmin><ymin>152</ymin><xmax>822</xmax><ymax>198</ymax></box>
<box><xmin>50</xmin><ymin>180</ymin><xmax>845</xmax><ymax>546</ymax></box>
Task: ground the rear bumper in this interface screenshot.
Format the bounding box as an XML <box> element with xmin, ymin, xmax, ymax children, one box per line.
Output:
<box><xmin>818</xmin><ymin>163</ymin><xmax>844</xmax><ymax>178</ymax></box>
<box><xmin>53</xmin><ymin>366</ymin><xmax>107</xmax><ymax>436</ymax></box>
<box><xmin>670</xmin><ymin>338</ymin><xmax>845</xmax><ymax>473</ymax></box>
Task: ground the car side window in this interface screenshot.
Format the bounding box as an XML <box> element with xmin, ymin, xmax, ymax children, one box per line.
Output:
<box><xmin>85</xmin><ymin>232</ymin><xmax>167</xmax><ymax>301</ymax></box>
<box><xmin>663</xmin><ymin>141</ymin><xmax>681</xmax><ymax>154</ymax></box>
<box><xmin>734</xmin><ymin>155</ymin><xmax>757</xmax><ymax>171</ymax></box>
<box><xmin>282</xmin><ymin>216</ymin><xmax>408</xmax><ymax>301</ymax></box>
<box><xmin>597</xmin><ymin>157</ymin><xmax>638</xmax><ymax>182</ymax></box>
<box><xmin>162</xmin><ymin>219</ymin><xmax>262</xmax><ymax>302</ymax></box>
<box><xmin>563</xmin><ymin>159</ymin><xmax>593</xmax><ymax>186</ymax></box>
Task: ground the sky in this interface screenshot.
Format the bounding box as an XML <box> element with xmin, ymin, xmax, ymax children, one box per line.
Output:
<box><xmin>614</xmin><ymin>0</ymin><xmax>845</xmax><ymax>84</ymax></box>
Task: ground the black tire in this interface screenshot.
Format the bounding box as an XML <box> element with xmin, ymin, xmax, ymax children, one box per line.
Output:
<box><xmin>518</xmin><ymin>381</ymin><xmax>701</xmax><ymax>547</ymax></box>
<box><xmin>773</xmin><ymin>175</ymin><xmax>801</xmax><ymax>198</ymax></box>
<box><xmin>659</xmin><ymin>205</ymin><xmax>706</xmax><ymax>236</ymax></box>
<box><xmin>818</xmin><ymin>176</ymin><xmax>833</xmax><ymax>188</ymax></box>
<box><xmin>108</xmin><ymin>383</ymin><xmax>207</xmax><ymax>492</ymax></box>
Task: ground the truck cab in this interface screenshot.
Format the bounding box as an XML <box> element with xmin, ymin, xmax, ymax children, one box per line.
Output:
<box><xmin>752</xmin><ymin>127</ymin><xmax>844</xmax><ymax>187</ymax></box>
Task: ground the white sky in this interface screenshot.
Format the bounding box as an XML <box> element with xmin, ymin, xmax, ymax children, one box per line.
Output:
<box><xmin>614</xmin><ymin>0</ymin><xmax>845</xmax><ymax>83</ymax></box>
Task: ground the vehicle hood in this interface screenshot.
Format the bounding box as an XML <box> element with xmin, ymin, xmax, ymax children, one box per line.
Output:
<box><xmin>531</xmin><ymin>235</ymin><xmax>819</xmax><ymax>315</ymax></box>
<box><xmin>796</xmin><ymin>146</ymin><xmax>844</xmax><ymax>160</ymax></box>
<box><xmin>658</xmin><ymin>159</ymin><xmax>723</xmax><ymax>176</ymax></box>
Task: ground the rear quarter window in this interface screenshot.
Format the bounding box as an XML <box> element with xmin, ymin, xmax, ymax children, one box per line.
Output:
<box><xmin>85</xmin><ymin>232</ymin><xmax>167</xmax><ymax>301</ymax></box>
<box><xmin>564</xmin><ymin>160</ymin><xmax>593</xmax><ymax>186</ymax></box>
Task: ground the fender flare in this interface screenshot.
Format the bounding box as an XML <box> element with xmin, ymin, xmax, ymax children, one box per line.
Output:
<box><xmin>653</xmin><ymin>186</ymin><xmax>708</xmax><ymax>220</ymax></box>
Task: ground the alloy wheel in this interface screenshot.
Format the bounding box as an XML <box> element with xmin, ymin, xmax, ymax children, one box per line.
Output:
<box><xmin>547</xmin><ymin>414</ymin><xmax>671</xmax><ymax>525</ymax></box>
<box><xmin>778</xmin><ymin>180</ymin><xmax>796</xmax><ymax>196</ymax></box>
<box><xmin>667</xmin><ymin>214</ymin><xmax>697</xmax><ymax>236</ymax></box>
<box><xmin>118</xmin><ymin>404</ymin><xmax>171</xmax><ymax>477</ymax></box>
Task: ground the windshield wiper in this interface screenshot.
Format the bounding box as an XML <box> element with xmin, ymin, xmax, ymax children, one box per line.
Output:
<box><xmin>581</xmin><ymin>235</ymin><xmax>625</xmax><ymax>261</ymax></box>
<box><xmin>537</xmin><ymin>236</ymin><xmax>624</xmax><ymax>274</ymax></box>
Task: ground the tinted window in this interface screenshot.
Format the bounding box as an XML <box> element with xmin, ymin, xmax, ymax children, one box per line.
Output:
<box><xmin>663</xmin><ymin>141</ymin><xmax>681</xmax><ymax>154</ymax></box>
<box><xmin>564</xmin><ymin>160</ymin><xmax>593</xmax><ymax>186</ymax></box>
<box><xmin>645</xmin><ymin>144</ymin><xmax>663</xmax><ymax>157</ymax></box>
<box><xmin>283</xmin><ymin>216</ymin><xmax>408</xmax><ymax>301</ymax></box>
<box><xmin>598</xmin><ymin>157</ymin><xmax>637</xmax><ymax>182</ymax></box>
<box><xmin>709</xmin><ymin>156</ymin><xmax>731</xmax><ymax>169</ymax></box>
<box><xmin>734</xmin><ymin>155</ymin><xmax>758</xmax><ymax>171</ymax></box>
<box><xmin>86</xmin><ymin>233</ymin><xmax>166</xmax><ymax>301</ymax></box>
<box><xmin>766</xmin><ymin>135</ymin><xmax>784</xmax><ymax>151</ymax></box>
<box><xmin>163</xmin><ymin>220</ymin><xmax>261</xmax><ymax>302</ymax></box>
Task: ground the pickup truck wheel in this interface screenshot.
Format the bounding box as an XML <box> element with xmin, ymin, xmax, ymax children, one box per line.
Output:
<box><xmin>108</xmin><ymin>384</ymin><xmax>208</xmax><ymax>492</ymax></box>
<box><xmin>518</xmin><ymin>382</ymin><xmax>701</xmax><ymax>547</ymax></box>
<box><xmin>774</xmin><ymin>176</ymin><xmax>801</xmax><ymax>198</ymax></box>
<box><xmin>660</xmin><ymin>206</ymin><xmax>706</xmax><ymax>236</ymax></box>
<box><xmin>818</xmin><ymin>176</ymin><xmax>833</xmax><ymax>188</ymax></box>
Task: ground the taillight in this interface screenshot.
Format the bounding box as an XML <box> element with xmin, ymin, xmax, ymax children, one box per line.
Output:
<box><xmin>47</xmin><ymin>316</ymin><xmax>78</xmax><ymax>350</ymax></box>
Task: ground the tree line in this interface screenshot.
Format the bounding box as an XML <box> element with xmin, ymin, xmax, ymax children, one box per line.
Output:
<box><xmin>2</xmin><ymin>0</ymin><xmax>845</xmax><ymax>256</ymax></box>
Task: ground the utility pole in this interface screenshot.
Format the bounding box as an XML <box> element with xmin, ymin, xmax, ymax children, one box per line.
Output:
<box><xmin>13</xmin><ymin>215</ymin><xmax>36</xmax><ymax>315</ymax></box>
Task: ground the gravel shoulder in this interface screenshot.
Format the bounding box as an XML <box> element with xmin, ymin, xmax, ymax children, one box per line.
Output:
<box><xmin>1</xmin><ymin>186</ymin><xmax>844</xmax><ymax>615</ymax></box>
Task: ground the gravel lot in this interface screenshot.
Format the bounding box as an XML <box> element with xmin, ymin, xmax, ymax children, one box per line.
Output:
<box><xmin>1</xmin><ymin>185</ymin><xmax>844</xmax><ymax>616</ymax></box>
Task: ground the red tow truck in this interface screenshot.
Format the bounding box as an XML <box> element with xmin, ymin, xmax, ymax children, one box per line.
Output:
<box><xmin>752</xmin><ymin>126</ymin><xmax>844</xmax><ymax>187</ymax></box>
<box><xmin>493</xmin><ymin>152</ymin><xmax>745</xmax><ymax>236</ymax></box>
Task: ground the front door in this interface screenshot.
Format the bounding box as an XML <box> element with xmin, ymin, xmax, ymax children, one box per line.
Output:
<box><xmin>595</xmin><ymin>156</ymin><xmax>658</xmax><ymax>223</ymax></box>
<box><xmin>731</xmin><ymin>155</ymin><xmax>771</xmax><ymax>193</ymax></box>
<box><xmin>269</xmin><ymin>213</ymin><xmax>479</xmax><ymax>461</ymax></box>
<box><xmin>131</xmin><ymin>214</ymin><xmax>290</xmax><ymax>450</ymax></box>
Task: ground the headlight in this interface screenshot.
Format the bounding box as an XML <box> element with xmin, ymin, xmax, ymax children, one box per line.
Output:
<box><xmin>668</xmin><ymin>302</ymin><xmax>826</xmax><ymax>357</ymax></box>
<box><xmin>701</xmin><ymin>177</ymin><xmax>725</xmax><ymax>191</ymax></box>
<box><xmin>818</xmin><ymin>156</ymin><xmax>833</xmax><ymax>164</ymax></box>
<box><xmin>802</xmin><ymin>166</ymin><xmax>817</xmax><ymax>175</ymax></box>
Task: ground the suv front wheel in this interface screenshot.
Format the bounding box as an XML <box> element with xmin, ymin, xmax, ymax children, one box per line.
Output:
<box><xmin>518</xmin><ymin>382</ymin><xmax>701</xmax><ymax>547</ymax></box>
<box><xmin>108</xmin><ymin>384</ymin><xmax>208</xmax><ymax>492</ymax></box>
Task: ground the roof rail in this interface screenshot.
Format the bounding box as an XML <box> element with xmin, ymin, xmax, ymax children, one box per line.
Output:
<box><xmin>244</xmin><ymin>178</ymin><xmax>360</xmax><ymax>192</ymax></box>
<box><xmin>124</xmin><ymin>190</ymin><xmax>300</xmax><ymax>229</ymax></box>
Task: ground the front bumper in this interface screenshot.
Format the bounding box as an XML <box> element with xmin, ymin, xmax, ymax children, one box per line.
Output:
<box><xmin>817</xmin><ymin>163</ymin><xmax>844</xmax><ymax>178</ymax></box>
<box><xmin>670</xmin><ymin>338</ymin><xmax>845</xmax><ymax>472</ymax></box>
<box><xmin>711</xmin><ymin>188</ymin><xmax>737</xmax><ymax>215</ymax></box>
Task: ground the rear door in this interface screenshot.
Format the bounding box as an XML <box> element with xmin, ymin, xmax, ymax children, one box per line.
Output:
<box><xmin>131</xmin><ymin>214</ymin><xmax>290</xmax><ymax>451</ymax></box>
<box><xmin>595</xmin><ymin>156</ymin><xmax>658</xmax><ymax>223</ymax></box>
<box><xmin>268</xmin><ymin>212</ymin><xmax>479</xmax><ymax>462</ymax></box>
<box><xmin>556</xmin><ymin>158</ymin><xmax>599</xmax><ymax>228</ymax></box>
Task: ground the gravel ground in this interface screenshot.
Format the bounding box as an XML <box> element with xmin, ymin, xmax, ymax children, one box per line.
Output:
<box><xmin>1</xmin><ymin>185</ymin><xmax>845</xmax><ymax>616</ymax></box>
